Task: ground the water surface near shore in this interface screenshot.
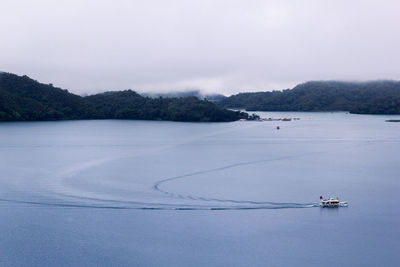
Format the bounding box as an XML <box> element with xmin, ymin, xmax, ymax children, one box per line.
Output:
<box><xmin>0</xmin><ymin>112</ymin><xmax>399</xmax><ymax>266</ymax></box>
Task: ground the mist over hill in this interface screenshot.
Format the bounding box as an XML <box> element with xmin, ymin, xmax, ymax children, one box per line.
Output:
<box><xmin>0</xmin><ymin>72</ymin><xmax>246</xmax><ymax>122</ymax></box>
<box><xmin>140</xmin><ymin>90</ymin><xmax>227</xmax><ymax>102</ymax></box>
<box><xmin>218</xmin><ymin>81</ymin><xmax>400</xmax><ymax>114</ymax></box>
<box><xmin>2</xmin><ymin>71</ymin><xmax>399</xmax><ymax>123</ymax></box>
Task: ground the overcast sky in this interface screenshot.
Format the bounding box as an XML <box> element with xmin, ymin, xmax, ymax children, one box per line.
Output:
<box><xmin>1</xmin><ymin>0</ymin><xmax>400</xmax><ymax>95</ymax></box>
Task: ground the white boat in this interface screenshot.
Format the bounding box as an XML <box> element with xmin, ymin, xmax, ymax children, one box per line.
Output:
<box><xmin>319</xmin><ymin>196</ymin><xmax>348</xmax><ymax>207</ymax></box>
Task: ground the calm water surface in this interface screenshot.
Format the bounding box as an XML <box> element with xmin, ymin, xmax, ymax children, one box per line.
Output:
<box><xmin>0</xmin><ymin>112</ymin><xmax>399</xmax><ymax>266</ymax></box>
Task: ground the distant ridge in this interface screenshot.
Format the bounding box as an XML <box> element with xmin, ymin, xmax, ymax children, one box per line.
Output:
<box><xmin>218</xmin><ymin>80</ymin><xmax>400</xmax><ymax>114</ymax></box>
<box><xmin>140</xmin><ymin>90</ymin><xmax>227</xmax><ymax>102</ymax></box>
<box><xmin>2</xmin><ymin>72</ymin><xmax>399</xmax><ymax>121</ymax></box>
<box><xmin>0</xmin><ymin>72</ymin><xmax>247</xmax><ymax>122</ymax></box>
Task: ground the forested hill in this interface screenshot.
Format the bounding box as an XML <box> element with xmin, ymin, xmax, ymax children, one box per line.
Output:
<box><xmin>141</xmin><ymin>90</ymin><xmax>227</xmax><ymax>102</ymax></box>
<box><xmin>218</xmin><ymin>81</ymin><xmax>400</xmax><ymax>114</ymax></box>
<box><xmin>85</xmin><ymin>91</ymin><xmax>241</xmax><ymax>122</ymax></box>
<box><xmin>0</xmin><ymin>72</ymin><xmax>246</xmax><ymax>122</ymax></box>
<box><xmin>0</xmin><ymin>72</ymin><xmax>96</xmax><ymax>120</ymax></box>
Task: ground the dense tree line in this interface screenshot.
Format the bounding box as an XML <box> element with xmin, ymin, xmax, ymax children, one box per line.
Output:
<box><xmin>0</xmin><ymin>72</ymin><xmax>246</xmax><ymax>122</ymax></box>
<box><xmin>86</xmin><ymin>90</ymin><xmax>243</xmax><ymax>122</ymax></box>
<box><xmin>141</xmin><ymin>90</ymin><xmax>227</xmax><ymax>102</ymax></box>
<box><xmin>218</xmin><ymin>81</ymin><xmax>400</xmax><ymax>114</ymax></box>
<box><xmin>0</xmin><ymin>73</ymin><xmax>96</xmax><ymax>121</ymax></box>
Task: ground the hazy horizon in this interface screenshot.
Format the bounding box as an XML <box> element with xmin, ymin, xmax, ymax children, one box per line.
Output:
<box><xmin>2</xmin><ymin>0</ymin><xmax>400</xmax><ymax>95</ymax></box>
<box><xmin>3</xmin><ymin>70</ymin><xmax>400</xmax><ymax>97</ymax></box>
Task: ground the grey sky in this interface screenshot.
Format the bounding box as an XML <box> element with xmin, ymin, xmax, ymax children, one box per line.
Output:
<box><xmin>1</xmin><ymin>0</ymin><xmax>400</xmax><ymax>95</ymax></box>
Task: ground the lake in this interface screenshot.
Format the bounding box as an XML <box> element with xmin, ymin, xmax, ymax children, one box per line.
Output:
<box><xmin>0</xmin><ymin>112</ymin><xmax>399</xmax><ymax>266</ymax></box>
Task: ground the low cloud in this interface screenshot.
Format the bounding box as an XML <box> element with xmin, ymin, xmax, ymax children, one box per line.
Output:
<box><xmin>1</xmin><ymin>0</ymin><xmax>400</xmax><ymax>95</ymax></box>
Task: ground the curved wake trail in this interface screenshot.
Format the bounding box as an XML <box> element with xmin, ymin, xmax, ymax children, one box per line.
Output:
<box><xmin>0</xmin><ymin>153</ymin><xmax>319</xmax><ymax>210</ymax></box>
<box><xmin>152</xmin><ymin>141</ymin><xmax>377</xmax><ymax>210</ymax></box>
<box><xmin>2</xmin><ymin>143</ymin><xmax>373</xmax><ymax>210</ymax></box>
<box><xmin>152</xmin><ymin>153</ymin><xmax>322</xmax><ymax>210</ymax></box>
<box><xmin>0</xmin><ymin>196</ymin><xmax>318</xmax><ymax>210</ymax></box>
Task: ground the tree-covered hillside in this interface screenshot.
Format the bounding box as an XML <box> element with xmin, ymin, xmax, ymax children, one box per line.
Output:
<box><xmin>0</xmin><ymin>72</ymin><xmax>245</xmax><ymax>122</ymax></box>
<box><xmin>0</xmin><ymin>72</ymin><xmax>96</xmax><ymax>120</ymax></box>
<box><xmin>218</xmin><ymin>81</ymin><xmax>400</xmax><ymax>114</ymax></box>
<box><xmin>86</xmin><ymin>90</ymin><xmax>241</xmax><ymax>122</ymax></box>
<box><xmin>141</xmin><ymin>90</ymin><xmax>227</xmax><ymax>102</ymax></box>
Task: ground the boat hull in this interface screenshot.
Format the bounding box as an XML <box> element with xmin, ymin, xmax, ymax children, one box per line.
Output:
<box><xmin>320</xmin><ymin>201</ymin><xmax>348</xmax><ymax>207</ymax></box>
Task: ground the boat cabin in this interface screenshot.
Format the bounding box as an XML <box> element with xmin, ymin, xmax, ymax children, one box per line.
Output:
<box><xmin>320</xmin><ymin>198</ymin><xmax>340</xmax><ymax>207</ymax></box>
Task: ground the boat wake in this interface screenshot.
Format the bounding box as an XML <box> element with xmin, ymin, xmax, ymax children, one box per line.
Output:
<box><xmin>150</xmin><ymin>154</ymin><xmax>320</xmax><ymax>210</ymax></box>
<box><xmin>0</xmin><ymin>154</ymin><xmax>319</xmax><ymax>210</ymax></box>
<box><xmin>0</xmin><ymin>196</ymin><xmax>318</xmax><ymax>210</ymax></box>
<box><xmin>2</xmin><ymin>146</ymin><xmax>363</xmax><ymax>211</ymax></box>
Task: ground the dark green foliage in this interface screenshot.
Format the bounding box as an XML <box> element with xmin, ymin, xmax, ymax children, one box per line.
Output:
<box><xmin>0</xmin><ymin>72</ymin><xmax>245</xmax><ymax>122</ymax></box>
<box><xmin>141</xmin><ymin>90</ymin><xmax>227</xmax><ymax>102</ymax></box>
<box><xmin>86</xmin><ymin>91</ymin><xmax>243</xmax><ymax>122</ymax></box>
<box><xmin>0</xmin><ymin>72</ymin><xmax>96</xmax><ymax>121</ymax></box>
<box><xmin>218</xmin><ymin>81</ymin><xmax>400</xmax><ymax>114</ymax></box>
